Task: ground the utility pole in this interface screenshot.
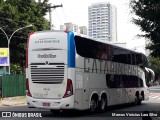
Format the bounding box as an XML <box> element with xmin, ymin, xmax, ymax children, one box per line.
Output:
<box><xmin>47</xmin><ymin>4</ymin><xmax>63</xmax><ymax>30</ymax></box>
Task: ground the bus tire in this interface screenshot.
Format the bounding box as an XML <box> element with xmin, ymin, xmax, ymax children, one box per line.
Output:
<box><xmin>141</xmin><ymin>91</ymin><xmax>145</xmax><ymax>100</ymax></box>
<box><xmin>137</xmin><ymin>95</ymin><xmax>142</xmax><ymax>105</ymax></box>
<box><xmin>134</xmin><ymin>94</ymin><xmax>142</xmax><ymax>105</ymax></box>
<box><xmin>99</xmin><ymin>97</ymin><xmax>107</xmax><ymax>112</ymax></box>
<box><xmin>90</xmin><ymin>97</ymin><xmax>97</xmax><ymax>112</ymax></box>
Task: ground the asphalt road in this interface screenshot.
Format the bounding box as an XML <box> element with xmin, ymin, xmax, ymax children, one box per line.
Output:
<box><xmin>0</xmin><ymin>88</ymin><xmax>160</xmax><ymax>120</ymax></box>
<box><xmin>1</xmin><ymin>101</ymin><xmax>160</xmax><ymax>120</ymax></box>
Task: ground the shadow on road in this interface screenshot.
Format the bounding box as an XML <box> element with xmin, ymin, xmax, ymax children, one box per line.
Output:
<box><xmin>42</xmin><ymin>103</ymin><xmax>143</xmax><ymax>117</ymax></box>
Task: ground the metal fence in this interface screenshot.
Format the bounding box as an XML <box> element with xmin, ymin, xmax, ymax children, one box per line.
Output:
<box><xmin>0</xmin><ymin>75</ymin><xmax>26</xmax><ymax>98</ymax></box>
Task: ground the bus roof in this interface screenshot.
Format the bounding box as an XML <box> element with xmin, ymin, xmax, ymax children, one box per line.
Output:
<box><xmin>30</xmin><ymin>30</ymin><xmax>146</xmax><ymax>57</ymax></box>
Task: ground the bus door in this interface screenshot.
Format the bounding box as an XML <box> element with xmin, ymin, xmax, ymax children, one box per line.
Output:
<box><xmin>120</xmin><ymin>88</ymin><xmax>129</xmax><ymax>103</ymax></box>
<box><xmin>74</xmin><ymin>72</ymin><xmax>89</xmax><ymax>110</ymax></box>
<box><xmin>120</xmin><ymin>75</ymin><xmax>129</xmax><ymax>103</ymax></box>
<box><xmin>82</xmin><ymin>73</ymin><xmax>89</xmax><ymax>109</ymax></box>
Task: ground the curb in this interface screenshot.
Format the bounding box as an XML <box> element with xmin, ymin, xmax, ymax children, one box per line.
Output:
<box><xmin>3</xmin><ymin>96</ymin><xmax>26</xmax><ymax>100</ymax></box>
<box><xmin>1</xmin><ymin>101</ymin><xmax>27</xmax><ymax>106</ymax></box>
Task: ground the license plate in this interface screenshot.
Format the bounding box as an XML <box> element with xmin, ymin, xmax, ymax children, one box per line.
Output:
<box><xmin>43</xmin><ymin>102</ymin><xmax>50</xmax><ymax>106</ymax></box>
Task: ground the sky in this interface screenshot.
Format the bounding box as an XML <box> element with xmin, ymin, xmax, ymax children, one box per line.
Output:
<box><xmin>47</xmin><ymin>0</ymin><xmax>145</xmax><ymax>53</ymax></box>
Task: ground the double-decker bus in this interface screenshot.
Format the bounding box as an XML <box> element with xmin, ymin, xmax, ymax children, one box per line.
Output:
<box><xmin>26</xmin><ymin>30</ymin><xmax>152</xmax><ymax>113</ymax></box>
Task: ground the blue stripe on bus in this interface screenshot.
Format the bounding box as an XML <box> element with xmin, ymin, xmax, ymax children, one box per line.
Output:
<box><xmin>68</xmin><ymin>31</ymin><xmax>75</xmax><ymax>68</ymax></box>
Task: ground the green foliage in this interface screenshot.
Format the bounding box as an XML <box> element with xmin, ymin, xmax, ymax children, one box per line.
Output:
<box><xmin>130</xmin><ymin>0</ymin><xmax>160</xmax><ymax>57</ymax></box>
<box><xmin>148</xmin><ymin>57</ymin><xmax>160</xmax><ymax>80</ymax></box>
<box><xmin>11</xmin><ymin>63</ymin><xmax>22</xmax><ymax>74</ymax></box>
<box><xmin>0</xmin><ymin>0</ymin><xmax>50</xmax><ymax>74</ymax></box>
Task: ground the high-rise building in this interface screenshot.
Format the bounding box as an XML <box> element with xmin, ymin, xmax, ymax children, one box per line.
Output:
<box><xmin>60</xmin><ymin>23</ymin><xmax>87</xmax><ymax>35</ymax></box>
<box><xmin>113</xmin><ymin>42</ymin><xmax>127</xmax><ymax>48</ymax></box>
<box><xmin>79</xmin><ymin>26</ymin><xmax>87</xmax><ymax>35</ymax></box>
<box><xmin>62</xmin><ymin>23</ymin><xmax>79</xmax><ymax>33</ymax></box>
<box><xmin>88</xmin><ymin>2</ymin><xmax>117</xmax><ymax>43</ymax></box>
<box><xmin>60</xmin><ymin>25</ymin><xmax>65</xmax><ymax>31</ymax></box>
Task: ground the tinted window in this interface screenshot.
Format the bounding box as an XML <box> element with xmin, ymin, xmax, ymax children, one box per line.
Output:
<box><xmin>131</xmin><ymin>53</ymin><xmax>136</xmax><ymax>65</ymax></box>
<box><xmin>74</xmin><ymin>35</ymin><xmax>146</xmax><ymax>66</ymax></box>
<box><xmin>112</xmin><ymin>47</ymin><xmax>131</xmax><ymax>64</ymax></box>
<box><xmin>75</xmin><ymin>36</ymin><xmax>113</xmax><ymax>61</ymax></box>
<box><xmin>106</xmin><ymin>74</ymin><xmax>143</xmax><ymax>88</ymax></box>
<box><xmin>142</xmin><ymin>54</ymin><xmax>148</xmax><ymax>67</ymax></box>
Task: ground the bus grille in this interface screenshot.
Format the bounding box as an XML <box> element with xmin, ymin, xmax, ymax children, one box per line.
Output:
<box><xmin>30</xmin><ymin>63</ymin><xmax>65</xmax><ymax>84</ymax></box>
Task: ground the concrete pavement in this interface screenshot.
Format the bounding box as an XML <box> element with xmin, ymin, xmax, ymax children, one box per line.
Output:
<box><xmin>0</xmin><ymin>96</ymin><xmax>27</xmax><ymax>106</ymax></box>
<box><xmin>149</xmin><ymin>85</ymin><xmax>160</xmax><ymax>89</ymax></box>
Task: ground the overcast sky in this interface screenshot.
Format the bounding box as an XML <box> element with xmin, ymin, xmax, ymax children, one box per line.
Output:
<box><xmin>47</xmin><ymin>0</ymin><xmax>145</xmax><ymax>53</ymax></box>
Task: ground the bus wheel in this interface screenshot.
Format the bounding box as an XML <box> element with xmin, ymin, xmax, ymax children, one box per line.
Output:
<box><xmin>99</xmin><ymin>97</ymin><xmax>107</xmax><ymax>112</ymax></box>
<box><xmin>134</xmin><ymin>95</ymin><xmax>142</xmax><ymax>105</ymax></box>
<box><xmin>90</xmin><ymin>98</ymin><xmax>97</xmax><ymax>112</ymax></box>
<box><xmin>137</xmin><ymin>95</ymin><xmax>142</xmax><ymax>105</ymax></box>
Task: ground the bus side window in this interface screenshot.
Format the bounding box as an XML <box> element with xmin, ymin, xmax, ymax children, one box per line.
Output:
<box><xmin>132</xmin><ymin>53</ymin><xmax>136</xmax><ymax>65</ymax></box>
<box><xmin>127</xmin><ymin>52</ymin><xmax>132</xmax><ymax>64</ymax></box>
<box><xmin>106</xmin><ymin>74</ymin><xmax>111</xmax><ymax>88</ymax></box>
<box><xmin>106</xmin><ymin>74</ymin><xmax>116</xmax><ymax>88</ymax></box>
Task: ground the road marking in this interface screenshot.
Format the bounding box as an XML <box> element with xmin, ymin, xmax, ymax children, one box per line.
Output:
<box><xmin>150</xmin><ymin>93</ymin><xmax>160</xmax><ymax>96</ymax></box>
<box><xmin>149</xmin><ymin>92</ymin><xmax>160</xmax><ymax>99</ymax></box>
<box><xmin>150</xmin><ymin>96</ymin><xmax>159</xmax><ymax>99</ymax></box>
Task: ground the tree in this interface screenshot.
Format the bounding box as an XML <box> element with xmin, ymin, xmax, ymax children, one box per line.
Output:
<box><xmin>148</xmin><ymin>57</ymin><xmax>160</xmax><ymax>80</ymax></box>
<box><xmin>0</xmin><ymin>0</ymin><xmax>50</xmax><ymax>74</ymax></box>
<box><xmin>130</xmin><ymin>0</ymin><xmax>160</xmax><ymax>57</ymax></box>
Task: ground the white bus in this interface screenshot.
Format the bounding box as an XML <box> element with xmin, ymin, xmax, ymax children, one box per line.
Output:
<box><xmin>26</xmin><ymin>30</ymin><xmax>152</xmax><ymax>113</ymax></box>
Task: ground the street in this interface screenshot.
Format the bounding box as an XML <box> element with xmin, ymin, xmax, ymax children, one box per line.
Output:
<box><xmin>0</xmin><ymin>87</ymin><xmax>160</xmax><ymax>120</ymax></box>
<box><xmin>1</xmin><ymin>100</ymin><xmax>160</xmax><ymax>120</ymax></box>
<box><xmin>0</xmin><ymin>0</ymin><xmax>160</xmax><ymax>120</ymax></box>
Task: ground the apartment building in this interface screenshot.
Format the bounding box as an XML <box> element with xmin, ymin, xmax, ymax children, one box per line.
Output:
<box><xmin>60</xmin><ymin>23</ymin><xmax>87</xmax><ymax>35</ymax></box>
<box><xmin>88</xmin><ymin>2</ymin><xmax>117</xmax><ymax>43</ymax></box>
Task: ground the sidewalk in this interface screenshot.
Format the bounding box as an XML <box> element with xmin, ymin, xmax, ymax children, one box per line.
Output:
<box><xmin>150</xmin><ymin>85</ymin><xmax>160</xmax><ymax>89</ymax></box>
<box><xmin>0</xmin><ymin>96</ymin><xmax>27</xmax><ymax>106</ymax></box>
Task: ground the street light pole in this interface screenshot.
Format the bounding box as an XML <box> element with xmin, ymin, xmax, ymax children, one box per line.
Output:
<box><xmin>0</xmin><ymin>24</ymin><xmax>33</xmax><ymax>74</ymax></box>
<box><xmin>8</xmin><ymin>24</ymin><xmax>33</xmax><ymax>47</ymax></box>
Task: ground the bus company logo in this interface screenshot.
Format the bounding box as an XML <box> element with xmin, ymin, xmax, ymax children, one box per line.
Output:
<box><xmin>35</xmin><ymin>38</ymin><xmax>60</xmax><ymax>44</ymax></box>
<box><xmin>45</xmin><ymin>61</ymin><xmax>49</xmax><ymax>65</ymax></box>
<box><xmin>38</xmin><ymin>54</ymin><xmax>56</xmax><ymax>58</ymax></box>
